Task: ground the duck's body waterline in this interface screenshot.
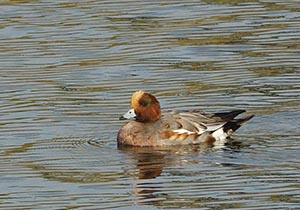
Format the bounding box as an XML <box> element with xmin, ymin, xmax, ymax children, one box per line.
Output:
<box><xmin>118</xmin><ymin>91</ymin><xmax>254</xmax><ymax>147</ymax></box>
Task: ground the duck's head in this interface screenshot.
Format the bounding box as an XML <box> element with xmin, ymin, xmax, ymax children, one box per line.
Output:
<box><xmin>119</xmin><ymin>90</ymin><xmax>161</xmax><ymax>122</ymax></box>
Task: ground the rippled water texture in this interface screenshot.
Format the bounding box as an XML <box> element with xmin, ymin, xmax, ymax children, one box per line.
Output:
<box><xmin>1</xmin><ymin>0</ymin><xmax>300</xmax><ymax>209</ymax></box>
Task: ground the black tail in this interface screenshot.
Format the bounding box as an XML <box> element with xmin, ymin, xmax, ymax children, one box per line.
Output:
<box><xmin>213</xmin><ymin>110</ymin><xmax>254</xmax><ymax>134</ymax></box>
<box><xmin>213</xmin><ymin>110</ymin><xmax>246</xmax><ymax>121</ymax></box>
<box><xmin>223</xmin><ymin>114</ymin><xmax>254</xmax><ymax>134</ymax></box>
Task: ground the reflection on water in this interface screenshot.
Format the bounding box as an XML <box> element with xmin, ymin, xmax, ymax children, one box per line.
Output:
<box><xmin>1</xmin><ymin>0</ymin><xmax>300</xmax><ymax>209</ymax></box>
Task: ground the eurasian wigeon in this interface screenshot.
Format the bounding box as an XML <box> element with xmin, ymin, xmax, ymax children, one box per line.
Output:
<box><xmin>118</xmin><ymin>90</ymin><xmax>254</xmax><ymax>147</ymax></box>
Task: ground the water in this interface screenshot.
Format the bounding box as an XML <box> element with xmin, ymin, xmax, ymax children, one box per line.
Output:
<box><xmin>0</xmin><ymin>0</ymin><xmax>300</xmax><ymax>209</ymax></box>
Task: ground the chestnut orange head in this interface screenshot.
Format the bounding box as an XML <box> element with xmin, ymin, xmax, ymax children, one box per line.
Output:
<box><xmin>120</xmin><ymin>90</ymin><xmax>161</xmax><ymax>122</ymax></box>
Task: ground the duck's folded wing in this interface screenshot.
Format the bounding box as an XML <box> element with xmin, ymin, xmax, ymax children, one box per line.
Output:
<box><xmin>168</xmin><ymin>110</ymin><xmax>227</xmax><ymax>135</ymax></box>
<box><xmin>160</xmin><ymin>110</ymin><xmax>253</xmax><ymax>144</ymax></box>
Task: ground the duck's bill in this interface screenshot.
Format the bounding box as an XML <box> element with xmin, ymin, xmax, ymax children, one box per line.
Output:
<box><xmin>119</xmin><ymin>108</ymin><xmax>136</xmax><ymax>120</ymax></box>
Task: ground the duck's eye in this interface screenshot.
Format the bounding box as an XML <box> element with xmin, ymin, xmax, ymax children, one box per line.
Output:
<box><xmin>141</xmin><ymin>101</ymin><xmax>149</xmax><ymax>107</ymax></box>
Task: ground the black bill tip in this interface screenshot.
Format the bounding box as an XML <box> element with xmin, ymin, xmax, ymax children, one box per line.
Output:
<box><xmin>119</xmin><ymin>116</ymin><xmax>126</xmax><ymax>120</ymax></box>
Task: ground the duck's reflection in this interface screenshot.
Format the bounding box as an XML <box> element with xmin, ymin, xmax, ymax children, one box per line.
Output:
<box><xmin>118</xmin><ymin>144</ymin><xmax>218</xmax><ymax>205</ymax></box>
<box><xmin>119</xmin><ymin>145</ymin><xmax>169</xmax><ymax>179</ymax></box>
<box><xmin>118</xmin><ymin>143</ymin><xmax>220</xmax><ymax>179</ymax></box>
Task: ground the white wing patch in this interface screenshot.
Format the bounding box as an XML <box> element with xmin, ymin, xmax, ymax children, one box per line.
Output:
<box><xmin>174</xmin><ymin>126</ymin><xmax>228</xmax><ymax>142</ymax></box>
<box><xmin>173</xmin><ymin>129</ymin><xmax>196</xmax><ymax>135</ymax></box>
<box><xmin>173</xmin><ymin>124</ymin><xmax>225</xmax><ymax>136</ymax></box>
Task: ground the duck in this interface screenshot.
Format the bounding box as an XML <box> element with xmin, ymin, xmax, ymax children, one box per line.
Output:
<box><xmin>117</xmin><ymin>90</ymin><xmax>254</xmax><ymax>147</ymax></box>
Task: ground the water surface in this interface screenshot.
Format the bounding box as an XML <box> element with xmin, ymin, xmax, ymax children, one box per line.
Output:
<box><xmin>0</xmin><ymin>0</ymin><xmax>300</xmax><ymax>209</ymax></box>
